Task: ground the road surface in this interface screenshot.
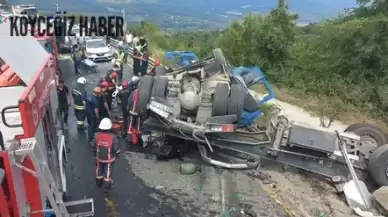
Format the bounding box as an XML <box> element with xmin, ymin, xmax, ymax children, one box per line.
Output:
<box><xmin>60</xmin><ymin>57</ymin><xmax>289</xmax><ymax>217</ymax></box>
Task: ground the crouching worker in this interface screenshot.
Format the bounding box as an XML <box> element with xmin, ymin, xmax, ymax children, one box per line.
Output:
<box><xmin>94</xmin><ymin>118</ymin><xmax>120</xmax><ymax>189</ymax></box>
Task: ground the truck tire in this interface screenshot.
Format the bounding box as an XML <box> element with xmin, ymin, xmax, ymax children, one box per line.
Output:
<box><xmin>135</xmin><ymin>75</ymin><xmax>154</xmax><ymax>116</ymax></box>
<box><xmin>213</xmin><ymin>48</ymin><xmax>227</xmax><ymax>69</ymax></box>
<box><xmin>155</xmin><ymin>66</ymin><xmax>166</xmax><ymax>76</ymax></box>
<box><xmin>151</xmin><ymin>76</ymin><xmax>168</xmax><ymax>98</ymax></box>
<box><xmin>227</xmin><ymin>84</ymin><xmax>245</xmax><ymax>121</ymax></box>
<box><xmin>367</xmin><ymin>144</ymin><xmax>388</xmax><ymax>186</ymax></box>
<box><xmin>213</xmin><ymin>83</ymin><xmax>229</xmax><ymax>116</ymax></box>
<box><xmin>344</xmin><ymin>123</ymin><xmax>387</xmax><ymax>160</ymax></box>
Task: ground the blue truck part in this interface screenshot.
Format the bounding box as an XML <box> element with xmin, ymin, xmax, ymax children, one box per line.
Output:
<box><xmin>165</xmin><ymin>51</ymin><xmax>199</xmax><ymax>67</ymax></box>
<box><xmin>231</xmin><ymin>66</ymin><xmax>275</xmax><ymax>126</ymax></box>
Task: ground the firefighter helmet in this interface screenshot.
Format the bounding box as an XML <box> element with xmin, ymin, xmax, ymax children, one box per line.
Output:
<box><xmin>121</xmin><ymin>80</ymin><xmax>129</xmax><ymax>88</ymax></box>
<box><xmin>77</xmin><ymin>77</ymin><xmax>87</xmax><ymax>84</ymax></box>
<box><xmin>154</xmin><ymin>59</ymin><xmax>160</xmax><ymax>66</ymax></box>
<box><xmin>99</xmin><ymin>118</ymin><xmax>113</xmax><ymax>130</ymax></box>
<box><xmin>110</xmin><ymin>72</ymin><xmax>118</xmax><ymax>78</ymax></box>
<box><xmin>131</xmin><ymin>76</ymin><xmax>140</xmax><ymax>84</ymax></box>
<box><xmin>100</xmin><ymin>81</ymin><xmax>109</xmax><ymax>88</ymax></box>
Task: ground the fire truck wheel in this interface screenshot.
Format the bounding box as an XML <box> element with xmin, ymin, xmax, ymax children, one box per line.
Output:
<box><xmin>368</xmin><ymin>144</ymin><xmax>388</xmax><ymax>186</ymax></box>
<box><xmin>344</xmin><ymin>123</ymin><xmax>387</xmax><ymax>160</ymax></box>
<box><xmin>151</xmin><ymin>76</ymin><xmax>168</xmax><ymax>98</ymax></box>
<box><xmin>155</xmin><ymin>66</ymin><xmax>166</xmax><ymax>76</ymax></box>
<box><xmin>135</xmin><ymin>75</ymin><xmax>154</xmax><ymax>116</ymax></box>
<box><xmin>212</xmin><ymin>83</ymin><xmax>229</xmax><ymax>116</ymax></box>
<box><xmin>227</xmin><ymin>84</ymin><xmax>245</xmax><ymax>121</ymax></box>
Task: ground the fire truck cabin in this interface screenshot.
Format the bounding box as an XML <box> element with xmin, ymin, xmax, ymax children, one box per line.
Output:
<box><xmin>0</xmin><ymin>23</ymin><xmax>93</xmax><ymax>217</ymax></box>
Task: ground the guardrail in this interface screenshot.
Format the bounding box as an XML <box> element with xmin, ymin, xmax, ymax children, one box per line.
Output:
<box><xmin>109</xmin><ymin>38</ymin><xmax>156</xmax><ymax>68</ymax></box>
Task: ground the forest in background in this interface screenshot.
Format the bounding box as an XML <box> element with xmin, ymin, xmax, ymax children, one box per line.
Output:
<box><xmin>129</xmin><ymin>0</ymin><xmax>388</xmax><ymax>125</ymax></box>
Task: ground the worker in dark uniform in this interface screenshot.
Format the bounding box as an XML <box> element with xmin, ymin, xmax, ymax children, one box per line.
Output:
<box><xmin>86</xmin><ymin>87</ymin><xmax>101</xmax><ymax>144</ymax></box>
<box><xmin>99</xmin><ymin>81</ymin><xmax>111</xmax><ymax>119</ymax></box>
<box><xmin>105</xmin><ymin>72</ymin><xmax>118</xmax><ymax>110</ymax></box>
<box><xmin>94</xmin><ymin>118</ymin><xmax>120</xmax><ymax>189</ymax></box>
<box><xmin>117</xmin><ymin>80</ymin><xmax>130</xmax><ymax>132</ymax></box>
<box><xmin>72</xmin><ymin>77</ymin><xmax>87</xmax><ymax>130</ymax></box>
<box><xmin>57</xmin><ymin>79</ymin><xmax>70</xmax><ymax>128</ymax></box>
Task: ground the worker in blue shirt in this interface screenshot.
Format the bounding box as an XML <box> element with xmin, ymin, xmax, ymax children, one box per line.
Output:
<box><xmin>86</xmin><ymin>87</ymin><xmax>101</xmax><ymax>144</ymax></box>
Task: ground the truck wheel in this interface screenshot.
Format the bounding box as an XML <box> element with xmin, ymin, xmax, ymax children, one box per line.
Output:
<box><xmin>151</xmin><ymin>76</ymin><xmax>168</xmax><ymax>98</ymax></box>
<box><xmin>344</xmin><ymin>123</ymin><xmax>387</xmax><ymax>160</ymax></box>
<box><xmin>155</xmin><ymin>66</ymin><xmax>166</xmax><ymax>76</ymax></box>
<box><xmin>213</xmin><ymin>48</ymin><xmax>227</xmax><ymax>69</ymax></box>
<box><xmin>213</xmin><ymin>83</ymin><xmax>229</xmax><ymax>116</ymax></box>
<box><xmin>227</xmin><ymin>84</ymin><xmax>245</xmax><ymax>121</ymax></box>
<box><xmin>135</xmin><ymin>75</ymin><xmax>154</xmax><ymax>116</ymax></box>
<box><xmin>368</xmin><ymin>144</ymin><xmax>388</xmax><ymax>186</ymax></box>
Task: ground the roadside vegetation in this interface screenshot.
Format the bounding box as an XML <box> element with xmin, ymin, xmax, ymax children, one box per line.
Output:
<box><xmin>134</xmin><ymin>0</ymin><xmax>388</xmax><ymax>127</ymax></box>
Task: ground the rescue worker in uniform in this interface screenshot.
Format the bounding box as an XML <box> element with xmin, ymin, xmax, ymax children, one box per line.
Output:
<box><xmin>57</xmin><ymin>79</ymin><xmax>70</xmax><ymax>128</ymax></box>
<box><xmin>117</xmin><ymin>80</ymin><xmax>130</xmax><ymax>133</ymax></box>
<box><xmin>126</xmin><ymin>77</ymin><xmax>142</xmax><ymax>144</ymax></box>
<box><xmin>105</xmin><ymin>72</ymin><xmax>118</xmax><ymax>110</ymax></box>
<box><xmin>86</xmin><ymin>87</ymin><xmax>101</xmax><ymax>144</ymax></box>
<box><xmin>94</xmin><ymin>118</ymin><xmax>120</xmax><ymax>189</ymax></box>
<box><xmin>72</xmin><ymin>77</ymin><xmax>87</xmax><ymax>130</ymax></box>
<box><xmin>99</xmin><ymin>81</ymin><xmax>111</xmax><ymax>119</ymax></box>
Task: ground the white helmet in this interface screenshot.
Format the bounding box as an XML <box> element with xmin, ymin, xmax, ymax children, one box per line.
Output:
<box><xmin>98</xmin><ymin>118</ymin><xmax>112</xmax><ymax>130</ymax></box>
<box><xmin>131</xmin><ymin>76</ymin><xmax>140</xmax><ymax>83</ymax></box>
<box><xmin>77</xmin><ymin>77</ymin><xmax>87</xmax><ymax>84</ymax></box>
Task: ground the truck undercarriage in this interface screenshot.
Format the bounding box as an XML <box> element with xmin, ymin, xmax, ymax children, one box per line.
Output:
<box><xmin>129</xmin><ymin>48</ymin><xmax>388</xmax><ymax>189</ymax></box>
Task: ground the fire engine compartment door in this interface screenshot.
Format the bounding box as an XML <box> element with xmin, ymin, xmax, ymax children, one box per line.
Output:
<box><xmin>57</xmin><ymin>130</ymin><xmax>67</xmax><ymax>193</ymax></box>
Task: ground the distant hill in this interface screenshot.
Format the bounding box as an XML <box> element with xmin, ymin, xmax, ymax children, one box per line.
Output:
<box><xmin>8</xmin><ymin>0</ymin><xmax>356</xmax><ymax>28</ymax></box>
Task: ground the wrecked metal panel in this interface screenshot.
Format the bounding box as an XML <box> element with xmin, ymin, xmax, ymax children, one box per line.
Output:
<box><xmin>289</xmin><ymin>124</ymin><xmax>337</xmax><ymax>153</ymax></box>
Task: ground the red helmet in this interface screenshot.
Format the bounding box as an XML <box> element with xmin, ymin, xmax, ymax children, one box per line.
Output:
<box><xmin>121</xmin><ymin>80</ymin><xmax>129</xmax><ymax>88</ymax></box>
<box><xmin>100</xmin><ymin>81</ymin><xmax>109</xmax><ymax>87</ymax></box>
<box><xmin>154</xmin><ymin>59</ymin><xmax>160</xmax><ymax>66</ymax></box>
<box><xmin>110</xmin><ymin>72</ymin><xmax>118</xmax><ymax>79</ymax></box>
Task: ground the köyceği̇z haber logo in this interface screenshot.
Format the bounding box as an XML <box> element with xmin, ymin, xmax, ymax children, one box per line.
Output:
<box><xmin>9</xmin><ymin>11</ymin><xmax>124</xmax><ymax>37</ymax></box>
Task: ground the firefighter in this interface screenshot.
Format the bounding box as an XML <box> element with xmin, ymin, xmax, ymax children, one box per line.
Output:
<box><xmin>86</xmin><ymin>87</ymin><xmax>101</xmax><ymax>144</ymax></box>
<box><xmin>106</xmin><ymin>72</ymin><xmax>118</xmax><ymax>110</ymax></box>
<box><xmin>94</xmin><ymin>118</ymin><xmax>120</xmax><ymax>189</ymax></box>
<box><xmin>126</xmin><ymin>78</ymin><xmax>142</xmax><ymax>145</ymax></box>
<box><xmin>147</xmin><ymin>59</ymin><xmax>161</xmax><ymax>75</ymax></box>
<box><xmin>128</xmin><ymin>76</ymin><xmax>140</xmax><ymax>94</ymax></box>
<box><xmin>57</xmin><ymin>79</ymin><xmax>71</xmax><ymax>128</ymax></box>
<box><xmin>117</xmin><ymin>80</ymin><xmax>130</xmax><ymax>133</ymax></box>
<box><xmin>72</xmin><ymin>77</ymin><xmax>87</xmax><ymax>130</ymax></box>
<box><xmin>99</xmin><ymin>81</ymin><xmax>111</xmax><ymax>119</ymax></box>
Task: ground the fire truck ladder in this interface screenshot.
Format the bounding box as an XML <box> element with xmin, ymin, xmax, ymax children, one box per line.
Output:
<box><xmin>11</xmin><ymin>138</ymin><xmax>94</xmax><ymax>217</ymax></box>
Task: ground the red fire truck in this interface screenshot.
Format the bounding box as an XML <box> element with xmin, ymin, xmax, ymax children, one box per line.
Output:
<box><xmin>0</xmin><ymin>24</ymin><xmax>93</xmax><ymax>217</ymax></box>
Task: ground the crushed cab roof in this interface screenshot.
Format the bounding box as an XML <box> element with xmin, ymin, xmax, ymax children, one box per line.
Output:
<box><xmin>0</xmin><ymin>22</ymin><xmax>49</xmax><ymax>85</ymax></box>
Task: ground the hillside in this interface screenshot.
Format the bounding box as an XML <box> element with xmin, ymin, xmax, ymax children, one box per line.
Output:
<box><xmin>7</xmin><ymin>0</ymin><xmax>356</xmax><ymax>29</ymax></box>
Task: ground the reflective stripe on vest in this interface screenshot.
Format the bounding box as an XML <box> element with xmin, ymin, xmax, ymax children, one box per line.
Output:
<box><xmin>72</xmin><ymin>89</ymin><xmax>85</xmax><ymax>110</ymax></box>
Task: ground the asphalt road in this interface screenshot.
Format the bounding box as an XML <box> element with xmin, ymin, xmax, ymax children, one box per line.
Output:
<box><xmin>60</xmin><ymin>56</ymin><xmax>289</xmax><ymax>217</ymax></box>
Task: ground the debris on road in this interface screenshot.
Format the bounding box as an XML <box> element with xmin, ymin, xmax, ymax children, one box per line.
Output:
<box><xmin>180</xmin><ymin>162</ymin><xmax>197</xmax><ymax>175</ymax></box>
<box><xmin>372</xmin><ymin>186</ymin><xmax>388</xmax><ymax>215</ymax></box>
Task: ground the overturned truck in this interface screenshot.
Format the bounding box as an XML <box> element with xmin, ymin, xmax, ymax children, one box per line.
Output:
<box><xmin>133</xmin><ymin>48</ymin><xmax>388</xmax><ymax>188</ymax></box>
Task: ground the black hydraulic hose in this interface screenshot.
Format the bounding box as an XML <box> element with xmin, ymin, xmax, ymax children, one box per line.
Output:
<box><xmin>0</xmin><ymin>131</ymin><xmax>4</xmax><ymax>151</ymax></box>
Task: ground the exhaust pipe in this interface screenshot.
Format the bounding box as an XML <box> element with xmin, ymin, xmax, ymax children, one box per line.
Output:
<box><xmin>197</xmin><ymin>145</ymin><xmax>260</xmax><ymax>169</ymax></box>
